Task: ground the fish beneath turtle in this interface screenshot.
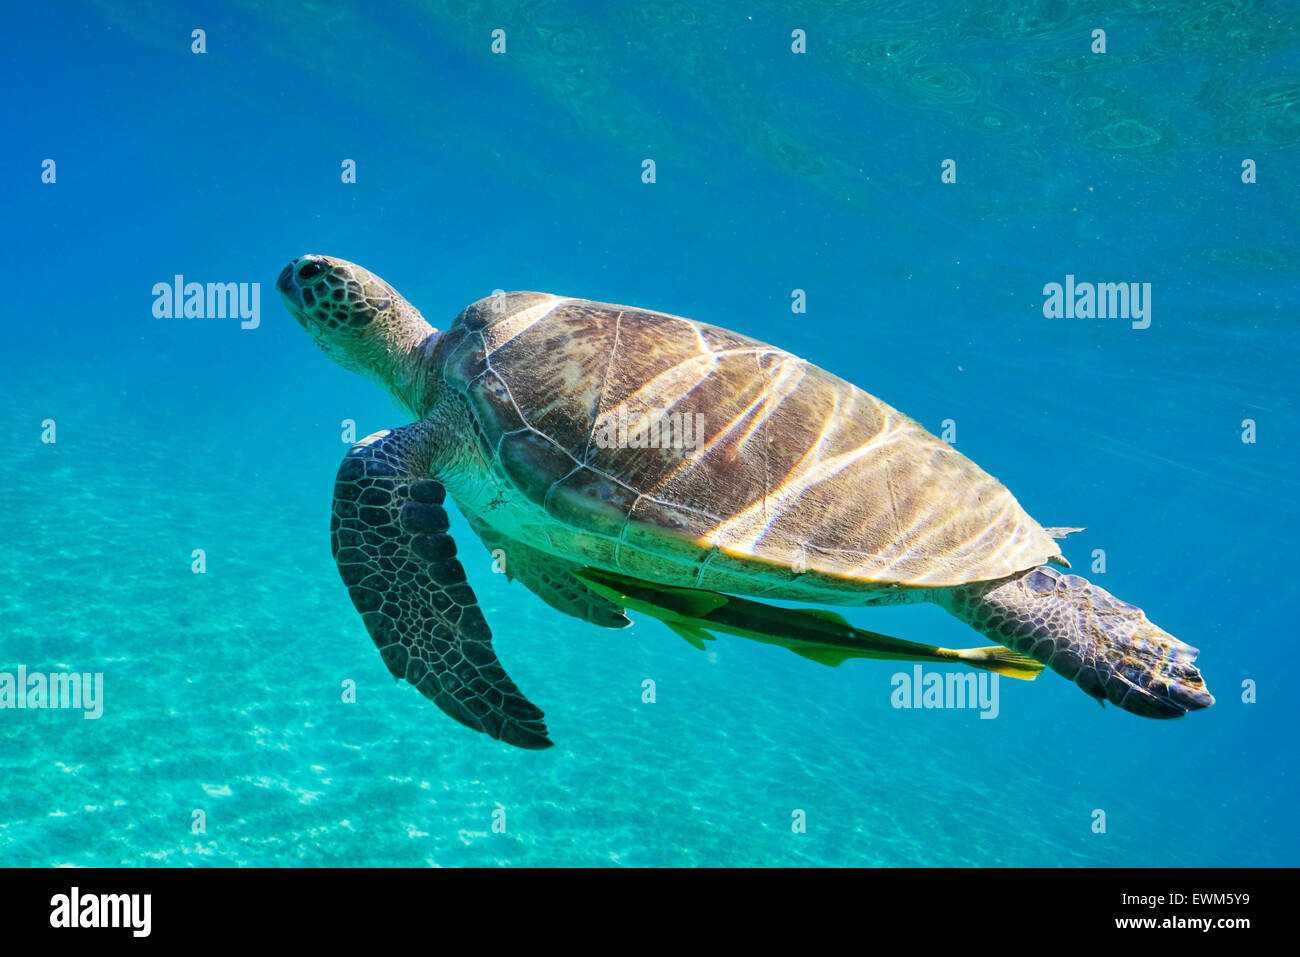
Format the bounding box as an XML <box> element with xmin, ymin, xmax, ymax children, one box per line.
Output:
<box><xmin>277</xmin><ymin>254</ymin><xmax>1214</xmax><ymax>749</ymax></box>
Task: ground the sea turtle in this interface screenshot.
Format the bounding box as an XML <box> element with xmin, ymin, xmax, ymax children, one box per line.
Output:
<box><xmin>277</xmin><ymin>254</ymin><xmax>1214</xmax><ymax>749</ymax></box>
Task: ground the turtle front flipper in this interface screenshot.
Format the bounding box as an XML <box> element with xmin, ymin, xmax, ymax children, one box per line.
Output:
<box><xmin>464</xmin><ymin>516</ymin><xmax>631</xmax><ymax>629</ymax></box>
<box><xmin>332</xmin><ymin>426</ymin><xmax>552</xmax><ymax>749</ymax></box>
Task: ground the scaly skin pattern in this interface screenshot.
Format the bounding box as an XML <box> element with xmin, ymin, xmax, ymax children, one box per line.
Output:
<box><xmin>276</xmin><ymin>256</ymin><xmax>436</xmax><ymax>418</ymax></box>
<box><xmin>331</xmin><ymin>423</ymin><xmax>552</xmax><ymax>748</ymax></box>
<box><xmin>936</xmin><ymin>566</ymin><xmax>1214</xmax><ymax>717</ymax></box>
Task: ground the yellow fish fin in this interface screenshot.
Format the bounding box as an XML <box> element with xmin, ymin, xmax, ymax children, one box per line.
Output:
<box><xmin>953</xmin><ymin>646</ymin><xmax>1045</xmax><ymax>680</ymax></box>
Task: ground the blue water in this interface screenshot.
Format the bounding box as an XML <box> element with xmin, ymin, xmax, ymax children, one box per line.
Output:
<box><xmin>2</xmin><ymin>1</ymin><xmax>1297</xmax><ymax>867</ymax></box>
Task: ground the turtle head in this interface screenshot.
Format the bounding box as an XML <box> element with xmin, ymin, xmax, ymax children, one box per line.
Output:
<box><xmin>278</xmin><ymin>255</ymin><xmax>439</xmax><ymax>415</ymax></box>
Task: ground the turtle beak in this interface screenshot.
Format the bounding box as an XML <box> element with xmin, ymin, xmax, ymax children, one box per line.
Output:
<box><xmin>277</xmin><ymin>257</ymin><xmax>313</xmax><ymax>329</ymax></box>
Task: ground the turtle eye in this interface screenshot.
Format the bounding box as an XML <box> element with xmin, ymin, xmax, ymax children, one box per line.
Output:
<box><xmin>296</xmin><ymin>260</ymin><xmax>327</xmax><ymax>284</ymax></box>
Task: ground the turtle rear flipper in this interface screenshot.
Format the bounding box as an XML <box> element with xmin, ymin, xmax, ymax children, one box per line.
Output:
<box><xmin>332</xmin><ymin>426</ymin><xmax>552</xmax><ymax>749</ymax></box>
<box><xmin>940</xmin><ymin>566</ymin><xmax>1214</xmax><ymax>717</ymax></box>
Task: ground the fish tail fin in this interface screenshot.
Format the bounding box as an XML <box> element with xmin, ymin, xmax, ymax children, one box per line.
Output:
<box><xmin>952</xmin><ymin>645</ymin><xmax>1045</xmax><ymax>680</ymax></box>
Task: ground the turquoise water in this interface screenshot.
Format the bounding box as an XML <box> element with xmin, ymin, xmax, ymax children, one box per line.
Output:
<box><xmin>2</xmin><ymin>1</ymin><xmax>1297</xmax><ymax>867</ymax></box>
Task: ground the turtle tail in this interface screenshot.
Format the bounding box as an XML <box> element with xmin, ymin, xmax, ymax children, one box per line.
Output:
<box><xmin>936</xmin><ymin>566</ymin><xmax>1214</xmax><ymax>718</ymax></box>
